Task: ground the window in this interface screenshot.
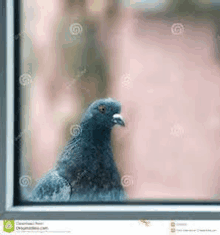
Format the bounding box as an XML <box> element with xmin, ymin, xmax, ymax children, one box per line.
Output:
<box><xmin>1</xmin><ymin>0</ymin><xmax>220</xmax><ymax>220</ymax></box>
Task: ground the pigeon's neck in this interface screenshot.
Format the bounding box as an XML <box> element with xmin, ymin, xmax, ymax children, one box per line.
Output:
<box><xmin>81</xmin><ymin>121</ymin><xmax>112</xmax><ymax>143</ymax></box>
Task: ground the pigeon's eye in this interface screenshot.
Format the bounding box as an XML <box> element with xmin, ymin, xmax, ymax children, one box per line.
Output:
<box><xmin>98</xmin><ymin>105</ymin><xmax>106</xmax><ymax>114</ymax></box>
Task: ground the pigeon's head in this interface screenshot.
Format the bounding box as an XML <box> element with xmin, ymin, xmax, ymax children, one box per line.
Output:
<box><xmin>81</xmin><ymin>98</ymin><xmax>125</xmax><ymax>129</ymax></box>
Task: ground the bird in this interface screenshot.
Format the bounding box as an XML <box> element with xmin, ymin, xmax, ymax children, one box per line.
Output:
<box><xmin>29</xmin><ymin>98</ymin><xmax>128</xmax><ymax>202</ymax></box>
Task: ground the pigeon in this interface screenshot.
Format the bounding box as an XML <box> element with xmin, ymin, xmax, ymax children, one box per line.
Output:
<box><xmin>29</xmin><ymin>98</ymin><xmax>127</xmax><ymax>202</ymax></box>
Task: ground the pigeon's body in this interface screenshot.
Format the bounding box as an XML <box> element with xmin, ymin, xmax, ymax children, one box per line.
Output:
<box><xmin>29</xmin><ymin>98</ymin><xmax>127</xmax><ymax>202</ymax></box>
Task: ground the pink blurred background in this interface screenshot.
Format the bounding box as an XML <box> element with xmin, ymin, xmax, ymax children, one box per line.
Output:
<box><xmin>20</xmin><ymin>0</ymin><xmax>220</xmax><ymax>200</ymax></box>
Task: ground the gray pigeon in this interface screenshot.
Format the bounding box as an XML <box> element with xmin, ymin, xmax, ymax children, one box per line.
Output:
<box><xmin>29</xmin><ymin>98</ymin><xmax>127</xmax><ymax>202</ymax></box>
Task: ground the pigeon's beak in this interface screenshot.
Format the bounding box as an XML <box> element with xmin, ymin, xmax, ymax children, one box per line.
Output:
<box><xmin>112</xmin><ymin>114</ymin><xmax>125</xmax><ymax>127</ymax></box>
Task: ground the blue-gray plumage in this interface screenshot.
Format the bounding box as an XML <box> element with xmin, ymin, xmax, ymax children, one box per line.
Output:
<box><xmin>29</xmin><ymin>98</ymin><xmax>127</xmax><ymax>202</ymax></box>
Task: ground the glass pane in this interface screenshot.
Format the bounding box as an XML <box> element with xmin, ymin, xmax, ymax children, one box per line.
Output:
<box><xmin>17</xmin><ymin>0</ymin><xmax>220</xmax><ymax>203</ymax></box>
